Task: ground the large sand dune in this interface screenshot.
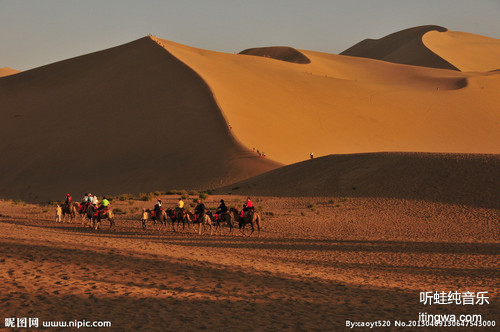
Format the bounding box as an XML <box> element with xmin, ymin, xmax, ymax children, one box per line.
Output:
<box><xmin>0</xmin><ymin>37</ymin><xmax>280</xmax><ymax>202</ymax></box>
<box><xmin>155</xmin><ymin>34</ymin><xmax>500</xmax><ymax>165</ymax></box>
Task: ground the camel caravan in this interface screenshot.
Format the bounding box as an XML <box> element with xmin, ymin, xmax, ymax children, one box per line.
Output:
<box><xmin>56</xmin><ymin>194</ymin><xmax>261</xmax><ymax>237</ymax></box>
<box><xmin>142</xmin><ymin>197</ymin><xmax>261</xmax><ymax>237</ymax></box>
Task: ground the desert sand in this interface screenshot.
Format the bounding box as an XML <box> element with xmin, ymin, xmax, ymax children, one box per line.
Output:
<box><xmin>0</xmin><ymin>193</ymin><xmax>498</xmax><ymax>331</ymax></box>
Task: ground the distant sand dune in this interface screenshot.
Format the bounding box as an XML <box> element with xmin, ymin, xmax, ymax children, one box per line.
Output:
<box><xmin>239</xmin><ymin>46</ymin><xmax>311</xmax><ymax>64</ymax></box>
<box><xmin>423</xmin><ymin>30</ymin><xmax>500</xmax><ymax>72</ymax></box>
<box><xmin>340</xmin><ymin>25</ymin><xmax>458</xmax><ymax>70</ymax></box>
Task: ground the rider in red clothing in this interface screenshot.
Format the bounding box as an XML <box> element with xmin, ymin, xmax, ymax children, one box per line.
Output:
<box><xmin>245</xmin><ymin>197</ymin><xmax>253</xmax><ymax>210</ymax></box>
<box><xmin>242</xmin><ymin>197</ymin><xmax>254</xmax><ymax>217</ymax></box>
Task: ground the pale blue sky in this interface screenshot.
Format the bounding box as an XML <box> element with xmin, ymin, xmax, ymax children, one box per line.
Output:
<box><xmin>1</xmin><ymin>0</ymin><xmax>499</xmax><ymax>70</ymax></box>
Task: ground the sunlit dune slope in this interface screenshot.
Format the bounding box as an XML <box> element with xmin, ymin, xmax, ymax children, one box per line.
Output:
<box><xmin>0</xmin><ymin>67</ymin><xmax>20</xmax><ymax>77</ymax></box>
<box><xmin>340</xmin><ymin>25</ymin><xmax>458</xmax><ymax>70</ymax></box>
<box><xmin>423</xmin><ymin>30</ymin><xmax>500</xmax><ymax>72</ymax></box>
<box><xmin>155</xmin><ymin>36</ymin><xmax>500</xmax><ymax>165</ymax></box>
<box><xmin>215</xmin><ymin>153</ymin><xmax>500</xmax><ymax>209</ymax></box>
<box><xmin>0</xmin><ymin>37</ymin><xmax>280</xmax><ymax>202</ymax></box>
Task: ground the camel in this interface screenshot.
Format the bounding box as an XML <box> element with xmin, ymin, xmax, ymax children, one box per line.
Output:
<box><xmin>150</xmin><ymin>208</ymin><xmax>167</xmax><ymax>230</ymax></box>
<box><xmin>78</xmin><ymin>202</ymin><xmax>91</xmax><ymax>224</ymax></box>
<box><xmin>217</xmin><ymin>211</ymin><xmax>234</xmax><ymax>235</ymax></box>
<box><xmin>197</xmin><ymin>211</ymin><xmax>215</xmax><ymax>235</ymax></box>
<box><xmin>86</xmin><ymin>205</ymin><xmax>115</xmax><ymax>231</ymax></box>
<box><xmin>166</xmin><ymin>208</ymin><xmax>191</xmax><ymax>232</ymax></box>
<box><xmin>229</xmin><ymin>208</ymin><xmax>261</xmax><ymax>237</ymax></box>
<box><xmin>61</xmin><ymin>202</ymin><xmax>77</xmax><ymax>223</ymax></box>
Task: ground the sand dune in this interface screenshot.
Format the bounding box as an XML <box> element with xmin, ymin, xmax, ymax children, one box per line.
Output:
<box><xmin>215</xmin><ymin>152</ymin><xmax>500</xmax><ymax>209</ymax></box>
<box><xmin>0</xmin><ymin>37</ymin><xmax>280</xmax><ymax>202</ymax></box>
<box><xmin>341</xmin><ymin>25</ymin><xmax>500</xmax><ymax>73</ymax></box>
<box><xmin>0</xmin><ymin>67</ymin><xmax>19</xmax><ymax>77</ymax></box>
<box><xmin>340</xmin><ymin>25</ymin><xmax>458</xmax><ymax>70</ymax></box>
<box><xmin>156</xmin><ymin>36</ymin><xmax>500</xmax><ymax>165</ymax></box>
<box><xmin>423</xmin><ymin>30</ymin><xmax>500</xmax><ymax>72</ymax></box>
<box><xmin>239</xmin><ymin>46</ymin><xmax>311</xmax><ymax>64</ymax></box>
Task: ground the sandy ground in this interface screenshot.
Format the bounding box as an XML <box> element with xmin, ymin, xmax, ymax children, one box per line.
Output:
<box><xmin>1</xmin><ymin>195</ymin><xmax>498</xmax><ymax>331</ymax></box>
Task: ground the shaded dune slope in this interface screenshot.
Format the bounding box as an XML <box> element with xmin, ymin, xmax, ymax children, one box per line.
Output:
<box><xmin>0</xmin><ymin>37</ymin><xmax>280</xmax><ymax>202</ymax></box>
<box><xmin>239</xmin><ymin>46</ymin><xmax>311</xmax><ymax>64</ymax></box>
<box><xmin>215</xmin><ymin>153</ymin><xmax>500</xmax><ymax>209</ymax></box>
<box><xmin>0</xmin><ymin>67</ymin><xmax>19</xmax><ymax>77</ymax></box>
<box><xmin>341</xmin><ymin>25</ymin><xmax>459</xmax><ymax>70</ymax></box>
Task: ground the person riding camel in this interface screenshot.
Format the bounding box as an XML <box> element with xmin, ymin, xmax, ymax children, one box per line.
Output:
<box><xmin>152</xmin><ymin>199</ymin><xmax>162</xmax><ymax>218</ymax></box>
<box><xmin>242</xmin><ymin>197</ymin><xmax>254</xmax><ymax>218</ymax></box>
<box><xmin>174</xmin><ymin>198</ymin><xmax>185</xmax><ymax>217</ymax></box>
<box><xmin>80</xmin><ymin>193</ymin><xmax>90</xmax><ymax>214</ymax></box>
<box><xmin>216</xmin><ymin>199</ymin><xmax>228</xmax><ymax>220</ymax></box>
<box><xmin>195</xmin><ymin>199</ymin><xmax>206</xmax><ymax>221</ymax></box>
<box><xmin>246</xmin><ymin>197</ymin><xmax>254</xmax><ymax>211</ymax></box>
<box><xmin>99</xmin><ymin>196</ymin><xmax>110</xmax><ymax>213</ymax></box>
<box><xmin>63</xmin><ymin>193</ymin><xmax>72</xmax><ymax>211</ymax></box>
<box><xmin>92</xmin><ymin>194</ymin><xmax>99</xmax><ymax>206</ymax></box>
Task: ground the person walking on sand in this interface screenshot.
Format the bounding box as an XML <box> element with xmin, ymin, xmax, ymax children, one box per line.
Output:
<box><xmin>55</xmin><ymin>204</ymin><xmax>62</xmax><ymax>223</ymax></box>
<box><xmin>141</xmin><ymin>208</ymin><xmax>148</xmax><ymax>229</ymax></box>
<box><xmin>310</xmin><ymin>152</ymin><xmax>314</xmax><ymax>159</ymax></box>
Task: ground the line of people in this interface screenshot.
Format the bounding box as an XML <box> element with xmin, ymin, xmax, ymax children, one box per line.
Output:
<box><xmin>144</xmin><ymin>196</ymin><xmax>254</xmax><ymax>223</ymax></box>
<box><xmin>194</xmin><ymin>197</ymin><xmax>254</xmax><ymax>219</ymax></box>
